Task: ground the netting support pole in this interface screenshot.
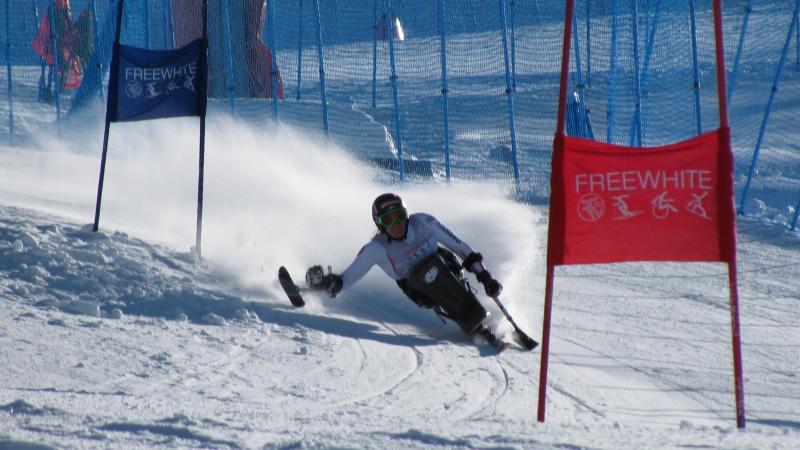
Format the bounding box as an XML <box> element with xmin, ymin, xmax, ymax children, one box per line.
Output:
<box><xmin>629</xmin><ymin>0</ymin><xmax>643</xmax><ymax>147</ymax></box>
<box><xmin>313</xmin><ymin>0</ymin><xmax>329</xmax><ymax>137</ymax></box>
<box><xmin>570</xmin><ymin>8</ymin><xmax>591</xmax><ymax>138</ymax></box>
<box><xmin>739</xmin><ymin>0</ymin><xmax>800</xmax><ymax>215</ymax></box>
<box><xmin>688</xmin><ymin>0</ymin><xmax>702</xmax><ymax>135</ymax></box>
<box><xmin>606</xmin><ymin>0</ymin><xmax>618</xmax><ymax>143</ymax></box>
<box><xmin>726</xmin><ymin>0</ymin><xmax>751</xmax><ymax>105</ymax></box>
<box><xmin>437</xmin><ymin>0</ymin><xmax>451</xmax><ymax>182</ymax></box>
<box><xmin>791</xmin><ymin>197</ymin><xmax>800</xmax><ymax>231</ymax></box>
<box><xmin>295</xmin><ymin>0</ymin><xmax>304</xmax><ymax>100</ymax></box>
<box><xmin>32</xmin><ymin>1</ymin><xmax>46</xmax><ymax>105</ymax></box>
<box><xmin>221</xmin><ymin>0</ymin><xmax>237</xmax><ymax>115</ymax></box>
<box><xmin>164</xmin><ymin>0</ymin><xmax>175</xmax><ymax>49</ymax></box>
<box><xmin>498</xmin><ymin>0</ymin><xmax>520</xmax><ymax>184</ymax></box>
<box><xmin>48</xmin><ymin>0</ymin><xmax>62</xmax><ymax>137</ymax></box>
<box><xmin>468</xmin><ymin>0</ymin><xmax>478</xmax><ymax>30</ymax></box>
<box><xmin>509</xmin><ymin>0</ymin><xmax>517</xmax><ymax>91</ymax></box>
<box><xmin>630</xmin><ymin>0</ymin><xmax>661</xmax><ymax>146</ymax></box>
<box><xmin>143</xmin><ymin>2</ymin><xmax>150</xmax><ymax>49</ymax></box>
<box><xmin>4</xmin><ymin>0</ymin><xmax>14</xmax><ymax>146</ymax></box>
<box><xmin>268</xmin><ymin>0</ymin><xmax>279</xmax><ymax>120</ymax></box>
<box><xmin>385</xmin><ymin>0</ymin><xmax>404</xmax><ymax>181</ymax></box>
<box><xmin>585</xmin><ymin>0</ymin><xmax>591</xmax><ymax>86</ymax></box>
<box><xmin>89</xmin><ymin>0</ymin><xmax>103</xmax><ymax>101</ymax></box>
<box><xmin>371</xmin><ymin>0</ymin><xmax>378</xmax><ymax>108</ymax></box>
<box><xmin>571</xmin><ymin>10</ymin><xmax>583</xmax><ymax>91</ymax></box>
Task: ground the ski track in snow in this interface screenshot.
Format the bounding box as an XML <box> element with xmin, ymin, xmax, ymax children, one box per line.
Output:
<box><xmin>1</xmin><ymin>202</ymin><xmax>799</xmax><ymax>448</ymax></box>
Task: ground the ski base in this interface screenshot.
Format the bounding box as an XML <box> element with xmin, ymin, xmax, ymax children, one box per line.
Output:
<box><xmin>278</xmin><ymin>266</ymin><xmax>305</xmax><ymax>307</ymax></box>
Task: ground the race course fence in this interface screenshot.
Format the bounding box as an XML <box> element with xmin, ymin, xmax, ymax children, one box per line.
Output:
<box><xmin>1</xmin><ymin>0</ymin><xmax>799</xmax><ymax>228</ymax></box>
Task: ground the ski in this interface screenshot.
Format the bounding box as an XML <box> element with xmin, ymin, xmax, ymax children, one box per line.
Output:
<box><xmin>493</xmin><ymin>339</ymin><xmax>513</xmax><ymax>353</ymax></box>
<box><xmin>490</xmin><ymin>295</ymin><xmax>539</xmax><ymax>351</ymax></box>
<box><xmin>278</xmin><ymin>266</ymin><xmax>306</xmax><ymax>307</ymax></box>
<box><xmin>478</xmin><ymin>325</ymin><xmax>512</xmax><ymax>353</ymax></box>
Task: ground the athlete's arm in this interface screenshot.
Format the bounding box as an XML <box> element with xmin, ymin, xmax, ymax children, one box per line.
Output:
<box><xmin>339</xmin><ymin>240</ymin><xmax>392</xmax><ymax>290</ymax></box>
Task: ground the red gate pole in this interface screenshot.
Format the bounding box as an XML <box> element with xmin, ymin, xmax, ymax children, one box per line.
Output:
<box><xmin>537</xmin><ymin>0</ymin><xmax>575</xmax><ymax>423</ymax></box>
<box><xmin>712</xmin><ymin>0</ymin><xmax>746</xmax><ymax>429</ymax></box>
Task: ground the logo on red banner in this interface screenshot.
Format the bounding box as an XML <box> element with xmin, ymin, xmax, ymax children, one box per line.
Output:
<box><xmin>555</xmin><ymin>132</ymin><xmax>725</xmax><ymax>264</ymax></box>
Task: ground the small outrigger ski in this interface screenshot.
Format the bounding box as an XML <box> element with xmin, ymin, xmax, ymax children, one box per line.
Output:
<box><xmin>477</xmin><ymin>325</ymin><xmax>513</xmax><ymax>353</ymax></box>
<box><xmin>278</xmin><ymin>266</ymin><xmax>306</xmax><ymax>307</ymax></box>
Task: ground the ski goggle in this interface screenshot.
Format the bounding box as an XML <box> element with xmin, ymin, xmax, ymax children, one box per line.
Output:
<box><xmin>376</xmin><ymin>207</ymin><xmax>408</xmax><ymax>228</ymax></box>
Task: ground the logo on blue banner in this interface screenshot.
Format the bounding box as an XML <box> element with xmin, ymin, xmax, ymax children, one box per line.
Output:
<box><xmin>108</xmin><ymin>39</ymin><xmax>207</xmax><ymax>122</ymax></box>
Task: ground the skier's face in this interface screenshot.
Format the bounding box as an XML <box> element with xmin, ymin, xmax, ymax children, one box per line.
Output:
<box><xmin>385</xmin><ymin>221</ymin><xmax>407</xmax><ymax>239</ymax></box>
<box><xmin>376</xmin><ymin>205</ymin><xmax>408</xmax><ymax>239</ymax></box>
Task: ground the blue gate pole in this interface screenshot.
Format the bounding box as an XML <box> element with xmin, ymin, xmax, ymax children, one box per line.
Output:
<box><xmin>688</xmin><ymin>0</ymin><xmax>702</xmax><ymax>135</ymax></box>
<box><xmin>607</xmin><ymin>0</ymin><xmax>619</xmax><ymax>143</ymax></box>
<box><xmin>629</xmin><ymin>0</ymin><xmax>643</xmax><ymax>147</ymax></box>
<box><xmin>268</xmin><ymin>0</ymin><xmax>279</xmax><ymax>120</ymax></box>
<box><xmin>371</xmin><ymin>0</ymin><xmax>378</xmax><ymax>107</ymax></box>
<box><xmin>295</xmin><ymin>0</ymin><xmax>303</xmax><ymax>99</ymax></box>
<box><xmin>195</xmin><ymin>0</ymin><xmax>209</xmax><ymax>257</ymax></box>
<box><xmin>221</xmin><ymin>0</ymin><xmax>236</xmax><ymax>115</ymax></box>
<box><xmin>313</xmin><ymin>0</ymin><xmax>329</xmax><ymax>136</ymax></box>
<box><xmin>93</xmin><ymin>0</ymin><xmax>125</xmax><ymax>232</ymax></box>
<box><xmin>5</xmin><ymin>0</ymin><xmax>14</xmax><ymax>145</ymax></box>
<box><xmin>727</xmin><ymin>0</ymin><xmax>751</xmax><ymax>105</ymax></box>
<box><xmin>498</xmin><ymin>0</ymin><xmax>519</xmax><ymax>184</ymax></box>
<box><xmin>385</xmin><ymin>0</ymin><xmax>404</xmax><ymax>181</ymax></box>
<box><xmin>438</xmin><ymin>0</ymin><xmax>451</xmax><ymax>181</ymax></box>
<box><xmin>739</xmin><ymin>0</ymin><xmax>800</xmax><ymax>214</ymax></box>
<box><xmin>48</xmin><ymin>0</ymin><xmax>62</xmax><ymax>136</ymax></box>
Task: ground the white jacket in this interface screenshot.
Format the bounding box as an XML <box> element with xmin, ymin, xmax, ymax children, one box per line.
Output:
<box><xmin>340</xmin><ymin>213</ymin><xmax>475</xmax><ymax>290</ymax></box>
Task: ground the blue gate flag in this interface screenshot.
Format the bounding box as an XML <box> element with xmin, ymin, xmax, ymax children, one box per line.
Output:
<box><xmin>107</xmin><ymin>39</ymin><xmax>208</xmax><ymax>122</ymax></box>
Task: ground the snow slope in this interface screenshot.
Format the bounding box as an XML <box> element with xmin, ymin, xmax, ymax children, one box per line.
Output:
<box><xmin>1</xmin><ymin>116</ymin><xmax>799</xmax><ymax>449</ymax></box>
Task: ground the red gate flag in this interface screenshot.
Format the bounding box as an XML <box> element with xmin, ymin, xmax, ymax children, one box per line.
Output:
<box><xmin>540</xmin><ymin>0</ymin><xmax>744</xmax><ymax>429</ymax></box>
<box><xmin>548</xmin><ymin>130</ymin><xmax>736</xmax><ymax>265</ymax></box>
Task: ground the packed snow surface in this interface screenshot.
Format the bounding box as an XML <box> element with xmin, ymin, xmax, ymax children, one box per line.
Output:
<box><xmin>0</xmin><ymin>117</ymin><xmax>798</xmax><ymax>449</ymax></box>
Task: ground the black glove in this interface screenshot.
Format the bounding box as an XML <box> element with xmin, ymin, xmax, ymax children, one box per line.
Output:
<box><xmin>476</xmin><ymin>270</ymin><xmax>502</xmax><ymax>297</ymax></box>
<box><xmin>305</xmin><ymin>265</ymin><xmax>343</xmax><ymax>298</ymax></box>
<box><xmin>321</xmin><ymin>274</ymin><xmax>343</xmax><ymax>298</ymax></box>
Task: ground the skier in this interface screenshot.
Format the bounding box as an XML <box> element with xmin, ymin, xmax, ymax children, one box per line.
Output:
<box><xmin>305</xmin><ymin>193</ymin><xmax>509</xmax><ymax>349</ymax></box>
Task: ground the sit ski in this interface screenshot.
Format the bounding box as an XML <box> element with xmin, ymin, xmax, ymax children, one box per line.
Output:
<box><xmin>277</xmin><ymin>262</ymin><xmax>537</xmax><ymax>353</ymax></box>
